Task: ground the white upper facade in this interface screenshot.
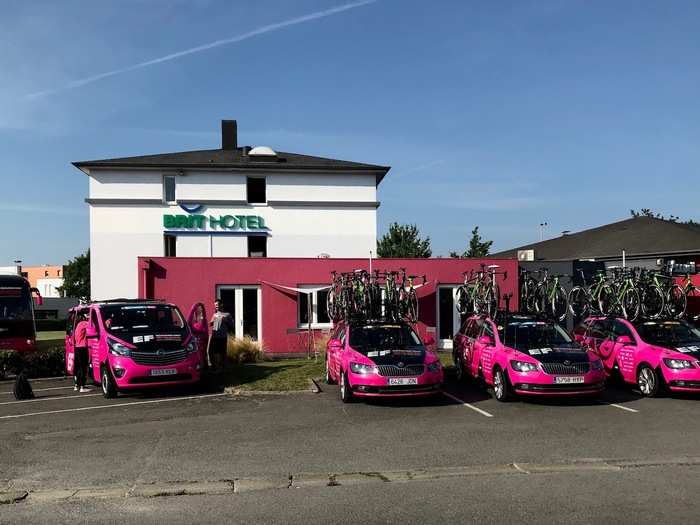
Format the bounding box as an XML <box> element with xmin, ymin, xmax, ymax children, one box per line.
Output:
<box><xmin>75</xmin><ymin>120</ymin><xmax>390</xmax><ymax>300</ymax></box>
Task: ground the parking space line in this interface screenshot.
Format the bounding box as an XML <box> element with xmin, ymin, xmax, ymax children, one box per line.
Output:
<box><xmin>1</xmin><ymin>386</ymin><xmax>74</xmax><ymax>395</ymax></box>
<box><xmin>0</xmin><ymin>393</ymin><xmax>102</xmax><ymax>406</ymax></box>
<box><xmin>600</xmin><ymin>401</ymin><xmax>639</xmax><ymax>413</ymax></box>
<box><xmin>0</xmin><ymin>393</ymin><xmax>227</xmax><ymax>420</ymax></box>
<box><xmin>442</xmin><ymin>391</ymin><xmax>494</xmax><ymax>418</ymax></box>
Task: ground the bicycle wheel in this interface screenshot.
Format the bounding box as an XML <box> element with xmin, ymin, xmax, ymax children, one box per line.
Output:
<box><xmin>597</xmin><ymin>284</ymin><xmax>617</xmax><ymax>316</ymax></box>
<box><xmin>455</xmin><ymin>286</ymin><xmax>469</xmax><ymax>315</ymax></box>
<box><xmin>641</xmin><ymin>285</ymin><xmax>664</xmax><ymax>320</ymax></box>
<box><xmin>405</xmin><ymin>289</ymin><xmax>418</xmax><ymax>322</ymax></box>
<box><xmin>689</xmin><ymin>286</ymin><xmax>700</xmax><ymax>321</ymax></box>
<box><xmin>551</xmin><ymin>285</ymin><xmax>568</xmax><ymax>322</ymax></box>
<box><xmin>621</xmin><ymin>287</ymin><xmax>641</xmax><ymax>321</ymax></box>
<box><xmin>666</xmin><ymin>284</ymin><xmax>687</xmax><ymax>319</ymax></box>
<box><xmin>533</xmin><ymin>283</ymin><xmax>548</xmax><ymax>314</ymax></box>
<box><xmin>568</xmin><ymin>286</ymin><xmax>590</xmax><ymax>319</ymax></box>
<box><xmin>525</xmin><ymin>279</ymin><xmax>538</xmax><ymax>313</ymax></box>
<box><xmin>326</xmin><ymin>288</ymin><xmax>338</xmax><ymax>321</ymax></box>
<box><xmin>484</xmin><ymin>284</ymin><xmax>499</xmax><ymax>319</ymax></box>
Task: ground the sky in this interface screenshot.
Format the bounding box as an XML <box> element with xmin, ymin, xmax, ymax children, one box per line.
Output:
<box><xmin>1</xmin><ymin>0</ymin><xmax>699</xmax><ymax>265</ymax></box>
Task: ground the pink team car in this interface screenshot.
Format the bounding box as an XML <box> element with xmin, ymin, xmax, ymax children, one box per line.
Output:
<box><xmin>66</xmin><ymin>300</ymin><xmax>203</xmax><ymax>398</ymax></box>
<box><xmin>576</xmin><ymin>317</ymin><xmax>700</xmax><ymax>397</ymax></box>
<box><xmin>325</xmin><ymin>320</ymin><xmax>443</xmax><ymax>402</ymax></box>
<box><xmin>453</xmin><ymin>314</ymin><xmax>606</xmax><ymax>401</ymax></box>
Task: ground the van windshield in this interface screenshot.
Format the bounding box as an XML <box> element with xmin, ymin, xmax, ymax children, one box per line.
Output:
<box><xmin>349</xmin><ymin>324</ymin><xmax>422</xmax><ymax>352</ymax></box>
<box><xmin>100</xmin><ymin>304</ymin><xmax>186</xmax><ymax>335</ymax></box>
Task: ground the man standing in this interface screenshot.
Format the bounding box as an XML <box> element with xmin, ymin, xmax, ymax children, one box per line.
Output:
<box><xmin>209</xmin><ymin>299</ymin><xmax>234</xmax><ymax>371</ymax></box>
<box><xmin>73</xmin><ymin>312</ymin><xmax>91</xmax><ymax>393</ymax></box>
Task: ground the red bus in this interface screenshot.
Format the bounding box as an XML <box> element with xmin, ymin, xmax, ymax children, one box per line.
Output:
<box><xmin>0</xmin><ymin>274</ymin><xmax>43</xmax><ymax>352</ymax></box>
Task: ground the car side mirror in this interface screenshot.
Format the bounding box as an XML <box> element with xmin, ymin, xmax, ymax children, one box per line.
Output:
<box><xmin>424</xmin><ymin>336</ymin><xmax>435</xmax><ymax>346</ymax></box>
<box><xmin>616</xmin><ymin>335</ymin><xmax>633</xmax><ymax>345</ymax></box>
<box><xmin>31</xmin><ymin>287</ymin><xmax>43</xmax><ymax>307</ymax></box>
<box><xmin>86</xmin><ymin>326</ymin><xmax>99</xmax><ymax>339</ymax></box>
<box><xmin>478</xmin><ymin>335</ymin><xmax>493</xmax><ymax>346</ymax></box>
<box><xmin>328</xmin><ymin>338</ymin><xmax>342</xmax><ymax>348</ymax></box>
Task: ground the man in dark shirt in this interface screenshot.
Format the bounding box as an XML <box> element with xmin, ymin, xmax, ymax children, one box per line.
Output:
<box><xmin>209</xmin><ymin>300</ymin><xmax>234</xmax><ymax>371</ymax></box>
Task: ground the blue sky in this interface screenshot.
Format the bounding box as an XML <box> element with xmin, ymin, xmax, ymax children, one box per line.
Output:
<box><xmin>1</xmin><ymin>0</ymin><xmax>699</xmax><ymax>265</ymax></box>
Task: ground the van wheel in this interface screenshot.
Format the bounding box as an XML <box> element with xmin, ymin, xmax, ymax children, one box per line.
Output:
<box><xmin>101</xmin><ymin>366</ymin><xmax>118</xmax><ymax>399</ymax></box>
<box><xmin>637</xmin><ymin>365</ymin><xmax>660</xmax><ymax>397</ymax></box>
<box><xmin>339</xmin><ymin>371</ymin><xmax>353</xmax><ymax>403</ymax></box>
<box><xmin>325</xmin><ymin>358</ymin><xmax>335</xmax><ymax>385</ymax></box>
<box><xmin>493</xmin><ymin>367</ymin><xmax>511</xmax><ymax>402</ymax></box>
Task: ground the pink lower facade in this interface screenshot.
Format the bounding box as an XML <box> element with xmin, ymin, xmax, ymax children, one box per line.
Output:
<box><xmin>138</xmin><ymin>257</ymin><xmax>519</xmax><ymax>355</ymax></box>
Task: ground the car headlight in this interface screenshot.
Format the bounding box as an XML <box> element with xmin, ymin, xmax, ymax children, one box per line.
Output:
<box><xmin>108</xmin><ymin>338</ymin><xmax>132</xmax><ymax>357</ymax></box>
<box><xmin>510</xmin><ymin>360</ymin><xmax>538</xmax><ymax>373</ymax></box>
<box><xmin>591</xmin><ymin>359</ymin><xmax>604</xmax><ymax>371</ymax></box>
<box><xmin>663</xmin><ymin>358</ymin><xmax>694</xmax><ymax>369</ymax></box>
<box><xmin>427</xmin><ymin>362</ymin><xmax>441</xmax><ymax>373</ymax></box>
<box><xmin>350</xmin><ymin>362</ymin><xmax>377</xmax><ymax>374</ymax></box>
<box><xmin>186</xmin><ymin>341</ymin><xmax>197</xmax><ymax>353</ymax></box>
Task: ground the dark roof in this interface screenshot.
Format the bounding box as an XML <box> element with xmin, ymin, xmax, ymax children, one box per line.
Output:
<box><xmin>73</xmin><ymin>148</ymin><xmax>391</xmax><ymax>185</ymax></box>
<box><xmin>493</xmin><ymin>217</ymin><xmax>700</xmax><ymax>261</ymax></box>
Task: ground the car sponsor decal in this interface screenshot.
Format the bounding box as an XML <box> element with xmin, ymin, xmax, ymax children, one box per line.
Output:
<box><xmin>156</xmin><ymin>334</ymin><xmax>181</xmax><ymax>341</ymax></box>
<box><xmin>528</xmin><ymin>347</ymin><xmax>553</xmax><ymax>355</ymax></box>
<box><xmin>132</xmin><ymin>335</ymin><xmax>155</xmax><ymax>343</ymax></box>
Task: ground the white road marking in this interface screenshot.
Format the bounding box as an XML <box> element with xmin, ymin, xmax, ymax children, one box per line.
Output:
<box><xmin>1</xmin><ymin>386</ymin><xmax>74</xmax><ymax>395</ymax></box>
<box><xmin>0</xmin><ymin>393</ymin><xmax>227</xmax><ymax>420</ymax></box>
<box><xmin>0</xmin><ymin>393</ymin><xmax>102</xmax><ymax>406</ymax></box>
<box><xmin>442</xmin><ymin>391</ymin><xmax>494</xmax><ymax>418</ymax></box>
<box><xmin>600</xmin><ymin>401</ymin><xmax>639</xmax><ymax>413</ymax></box>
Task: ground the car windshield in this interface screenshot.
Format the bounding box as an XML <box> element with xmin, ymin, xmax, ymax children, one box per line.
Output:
<box><xmin>349</xmin><ymin>324</ymin><xmax>423</xmax><ymax>352</ymax></box>
<box><xmin>0</xmin><ymin>287</ymin><xmax>32</xmax><ymax>321</ymax></box>
<box><xmin>500</xmin><ymin>321</ymin><xmax>577</xmax><ymax>351</ymax></box>
<box><xmin>635</xmin><ymin>321</ymin><xmax>700</xmax><ymax>347</ymax></box>
<box><xmin>100</xmin><ymin>304</ymin><xmax>186</xmax><ymax>335</ymax></box>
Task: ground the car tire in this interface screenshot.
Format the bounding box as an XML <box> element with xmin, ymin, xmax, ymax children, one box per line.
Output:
<box><xmin>339</xmin><ymin>371</ymin><xmax>353</xmax><ymax>403</ymax></box>
<box><xmin>636</xmin><ymin>364</ymin><xmax>660</xmax><ymax>397</ymax></box>
<box><xmin>101</xmin><ymin>365</ymin><xmax>118</xmax><ymax>399</ymax></box>
<box><xmin>493</xmin><ymin>367</ymin><xmax>511</xmax><ymax>402</ymax></box>
<box><xmin>325</xmin><ymin>358</ymin><xmax>335</xmax><ymax>385</ymax></box>
<box><xmin>454</xmin><ymin>353</ymin><xmax>465</xmax><ymax>382</ymax></box>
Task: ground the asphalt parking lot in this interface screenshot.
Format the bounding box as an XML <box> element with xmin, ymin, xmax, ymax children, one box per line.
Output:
<box><xmin>2</xmin><ymin>372</ymin><xmax>700</xmax><ymax>523</ymax></box>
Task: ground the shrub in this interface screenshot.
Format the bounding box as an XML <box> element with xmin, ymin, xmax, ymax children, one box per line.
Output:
<box><xmin>226</xmin><ymin>336</ymin><xmax>263</xmax><ymax>364</ymax></box>
<box><xmin>0</xmin><ymin>347</ymin><xmax>66</xmax><ymax>379</ymax></box>
<box><xmin>36</xmin><ymin>319</ymin><xmax>67</xmax><ymax>331</ymax></box>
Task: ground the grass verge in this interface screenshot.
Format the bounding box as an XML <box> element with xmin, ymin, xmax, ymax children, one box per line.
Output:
<box><xmin>222</xmin><ymin>356</ymin><xmax>325</xmax><ymax>392</ymax></box>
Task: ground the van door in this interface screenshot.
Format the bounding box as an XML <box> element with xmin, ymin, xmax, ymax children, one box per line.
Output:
<box><xmin>65</xmin><ymin>309</ymin><xmax>76</xmax><ymax>375</ymax></box>
<box><xmin>187</xmin><ymin>302</ymin><xmax>208</xmax><ymax>367</ymax></box>
<box><xmin>88</xmin><ymin>308</ymin><xmax>102</xmax><ymax>382</ymax></box>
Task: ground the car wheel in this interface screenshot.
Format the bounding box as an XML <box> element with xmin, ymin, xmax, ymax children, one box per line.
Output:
<box><xmin>454</xmin><ymin>353</ymin><xmax>465</xmax><ymax>382</ymax></box>
<box><xmin>637</xmin><ymin>365</ymin><xmax>660</xmax><ymax>397</ymax></box>
<box><xmin>101</xmin><ymin>366</ymin><xmax>118</xmax><ymax>399</ymax></box>
<box><xmin>493</xmin><ymin>367</ymin><xmax>511</xmax><ymax>402</ymax></box>
<box><xmin>339</xmin><ymin>371</ymin><xmax>353</xmax><ymax>403</ymax></box>
<box><xmin>325</xmin><ymin>358</ymin><xmax>335</xmax><ymax>385</ymax></box>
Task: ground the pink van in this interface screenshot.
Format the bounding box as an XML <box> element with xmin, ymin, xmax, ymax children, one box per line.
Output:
<box><xmin>576</xmin><ymin>316</ymin><xmax>700</xmax><ymax>397</ymax></box>
<box><xmin>325</xmin><ymin>320</ymin><xmax>443</xmax><ymax>402</ymax></box>
<box><xmin>66</xmin><ymin>300</ymin><xmax>203</xmax><ymax>398</ymax></box>
<box><xmin>453</xmin><ymin>314</ymin><xmax>606</xmax><ymax>401</ymax></box>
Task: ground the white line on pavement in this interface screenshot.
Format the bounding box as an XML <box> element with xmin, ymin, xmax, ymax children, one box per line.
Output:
<box><xmin>1</xmin><ymin>386</ymin><xmax>74</xmax><ymax>395</ymax></box>
<box><xmin>0</xmin><ymin>393</ymin><xmax>228</xmax><ymax>420</ymax></box>
<box><xmin>600</xmin><ymin>401</ymin><xmax>639</xmax><ymax>413</ymax></box>
<box><xmin>442</xmin><ymin>391</ymin><xmax>495</xmax><ymax>418</ymax></box>
<box><xmin>0</xmin><ymin>393</ymin><xmax>102</xmax><ymax>406</ymax></box>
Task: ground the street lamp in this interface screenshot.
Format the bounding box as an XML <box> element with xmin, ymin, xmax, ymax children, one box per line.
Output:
<box><xmin>538</xmin><ymin>222</ymin><xmax>548</xmax><ymax>241</ymax></box>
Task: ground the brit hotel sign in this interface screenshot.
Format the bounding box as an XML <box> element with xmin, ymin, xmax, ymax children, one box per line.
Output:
<box><xmin>163</xmin><ymin>214</ymin><xmax>268</xmax><ymax>231</ymax></box>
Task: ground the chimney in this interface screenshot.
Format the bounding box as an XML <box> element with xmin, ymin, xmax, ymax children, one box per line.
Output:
<box><xmin>221</xmin><ymin>120</ymin><xmax>237</xmax><ymax>150</ymax></box>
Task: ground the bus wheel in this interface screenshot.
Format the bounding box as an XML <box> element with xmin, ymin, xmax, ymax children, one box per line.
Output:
<box><xmin>101</xmin><ymin>366</ymin><xmax>118</xmax><ymax>399</ymax></box>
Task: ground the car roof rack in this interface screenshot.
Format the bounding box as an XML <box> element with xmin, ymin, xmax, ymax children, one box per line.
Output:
<box><xmin>96</xmin><ymin>298</ymin><xmax>167</xmax><ymax>304</ymax></box>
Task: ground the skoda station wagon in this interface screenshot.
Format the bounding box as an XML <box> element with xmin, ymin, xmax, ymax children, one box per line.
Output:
<box><xmin>453</xmin><ymin>314</ymin><xmax>606</xmax><ymax>401</ymax></box>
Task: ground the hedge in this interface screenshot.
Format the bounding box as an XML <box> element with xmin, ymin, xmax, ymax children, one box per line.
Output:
<box><xmin>0</xmin><ymin>347</ymin><xmax>66</xmax><ymax>379</ymax></box>
<box><xmin>36</xmin><ymin>319</ymin><xmax>67</xmax><ymax>332</ymax></box>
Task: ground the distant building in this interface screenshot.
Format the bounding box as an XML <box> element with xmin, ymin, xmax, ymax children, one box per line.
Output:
<box><xmin>21</xmin><ymin>265</ymin><xmax>65</xmax><ymax>298</ymax></box>
<box><xmin>493</xmin><ymin>216</ymin><xmax>700</xmax><ymax>273</ymax></box>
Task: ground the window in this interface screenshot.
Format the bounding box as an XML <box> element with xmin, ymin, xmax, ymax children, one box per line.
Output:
<box><xmin>298</xmin><ymin>287</ymin><xmax>331</xmax><ymax>327</ymax></box>
<box><xmin>248</xmin><ymin>236</ymin><xmax>267</xmax><ymax>257</ymax></box>
<box><xmin>612</xmin><ymin>321</ymin><xmax>635</xmax><ymax>343</ymax></box>
<box><xmin>90</xmin><ymin>309</ymin><xmax>100</xmax><ymax>335</ymax></box>
<box><xmin>163</xmin><ymin>175</ymin><xmax>176</xmax><ymax>203</ymax></box>
<box><xmin>247</xmin><ymin>177</ymin><xmax>266</xmax><ymax>204</ymax></box>
<box><xmin>164</xmin><ymin>235</ymin><xmax>177</xmax><ymax>257</ymax></box>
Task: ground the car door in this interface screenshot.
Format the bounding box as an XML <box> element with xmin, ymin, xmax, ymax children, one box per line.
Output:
<box><xmin>87</xmin><ymin>308</ymin><xmax>103</xmax><ymax>382</ymax></box>
<box><xmin>453</xmin><ymin>319</ymin><xmax>471</xmax><ymax>370</ymax></box>
<box><xmin>612</xmin><ymin>320</ymin><xmax>637</xmax><ymax>382</ymax></box>
<box><xmin>65</xmin><ymin>309</ymin><xmax>76</xmax><ymax>375</ymax></box>
<box><xmin>478</xmin><ymin>322</ymin><xmax>497</xmax><ymax>385</ymax></box>
<box><xmin>467</xmin><ymin>320</ymin><xmax>484</xmax><ymax>377</ymax></box>
<box><xmin>588</xmin><ymin>320</ymin><xmax>614</xmax><ymax>364</ymax></box>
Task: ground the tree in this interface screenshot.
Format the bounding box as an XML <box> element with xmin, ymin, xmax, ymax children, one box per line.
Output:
<box><xmin>377</xmin><ymin>223</ymin><xmax>432</xmax><ymax>258</ymax></box>
<box><xmin>630</xmin><ymin>209</ymin><xmax>697</xmax><ymax>225</ymax></box>
<box><xmin>450</xmin><ymin>226</ymin><xmax>493</xmax><ymax>258</ymax></box>
<box><xmin>58</xmin><ymin>250</ymin><xmax>90</xmax><ymax>300</ymax></box>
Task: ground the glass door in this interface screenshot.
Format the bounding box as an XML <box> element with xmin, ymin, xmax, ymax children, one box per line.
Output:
<box><xmin>437</xmin><ymin>286</ymin><xmax>460</xmax><ymax>349</ymax></box>
<box><xmin>216</xmin><ymin>286</ymin><xmax>261</xmax><ymax>341</ymax></box>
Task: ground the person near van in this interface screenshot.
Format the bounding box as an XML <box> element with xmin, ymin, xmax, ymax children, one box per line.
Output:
<box><xmin>73</xmin><ymin>313</ymin><xmax>91</xmax><ymax>393</ymax></box>
<box><xmin>209</xmin><ymin>300</ymin><xmax>234</xmax><ymax>371</ymax></box>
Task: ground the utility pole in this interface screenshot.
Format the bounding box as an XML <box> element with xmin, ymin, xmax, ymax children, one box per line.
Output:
<box><xmin>539</xmin><ymin>222</ymin><xmax>548</xmax><ymax>241</ymax></box>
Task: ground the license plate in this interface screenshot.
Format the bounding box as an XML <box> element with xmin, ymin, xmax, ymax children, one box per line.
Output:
<box><xmin>554</xmin><ymin>376</ymin><xmax>585</xmax><ymax>384</ymax></box>
<box><xmin>388</xmin><ymin>377</ymin><xmax>418</xmax><ymax>386</ymax></box>
<box><xmin>151</xmin><ymin>368</ymin><xmax>177</xmax><ymax>376</ymax></box>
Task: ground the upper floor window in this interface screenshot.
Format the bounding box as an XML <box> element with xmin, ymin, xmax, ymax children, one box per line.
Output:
<box><xmin>164</xmin><ymin>175</ymin><xmax>176</xmax><ymax>203</ymax></box>
<box><xmin>248</xmin><ymin>236</ymin><xmax>267</xmax><ymax>257</ymax></box>
<box><xmin>164</xmin><ymin>234</ymin><xmax>177</xmax><ymax>257</ymax></box>
<box><xmin>247</xmin><ymin>177</ymin><xmax>266</xmax><ymax>204</ymax></box>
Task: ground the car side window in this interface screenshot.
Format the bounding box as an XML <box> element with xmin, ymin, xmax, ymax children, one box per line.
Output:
<box><xmin>90</xmin><ymin>309</ymin><xmax>101</xmax><ymax>334</ymax></box>
<box><xmin>66</xmin><ymin>311</ymin><xmax>75</xmax><ymax>336</ymax></box>
<box><xmin>573</xmin><ymin>322</ymin><xmax>589</xmax><ymax>337</ymax></box>
<box><xmin>481</xmin><ymin>322</ymin><xmax>494</xmax><ymax>339</ymax></box>
<box><xmin>613</xmin><ymin>321</ymin><xmax>635</xmax><ymax>343</ymax></box>
<box><xmin>468</xmin><ymin>320</ymin><xmax>482</xmax><ymax>339</ymax></box>
<box><xmin>590</xmin><ymin>320</ymin><xmax>611</xmax><ymax>339</ymax></box>
<box><xmin>338</xmin><ymin>328</ymin><xmax>346</xmax><ymax>345</ymax></box>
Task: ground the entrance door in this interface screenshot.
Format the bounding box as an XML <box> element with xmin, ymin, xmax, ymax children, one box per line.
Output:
<box><xmin>216</xmin><ymin>286</ymin><xmax>261</xmax><ymax>341</ymax></box>
<box><xmin>437</xmin><ymin>286</ymin><xmax>460</xmax><ymax>349</ymax></box>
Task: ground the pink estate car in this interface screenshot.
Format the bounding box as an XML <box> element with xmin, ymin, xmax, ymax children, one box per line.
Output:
<box><xmin>576</xmin><ymin>317</ymin><xmax>700</xmax><ymax>397</ymax></box>
<box><xmin>453</xmin><ymin>314</ymin><xmax>606</xmax><ymax>401</ymax></box>
<box><xmin>325</xmin><ymin>320</ymin><xmax>443</xmax><ymax>402</ymax></box>
<box><xmin>66</xmin><ymin>300</ymin><xmax>203</xmax><ymax>398</ymax></box>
